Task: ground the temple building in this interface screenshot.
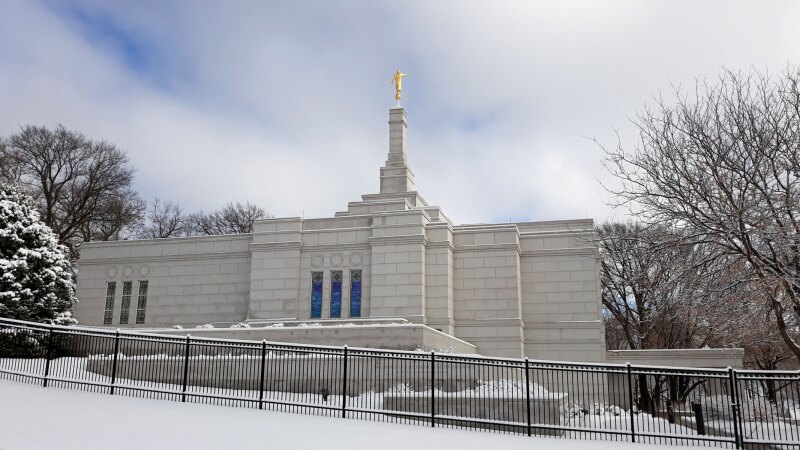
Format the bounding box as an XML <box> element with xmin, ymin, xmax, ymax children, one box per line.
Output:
<box><xmin>74</xmin><ymin>105</ymin><xmax>606</xmax><ymax>362</ymax></box>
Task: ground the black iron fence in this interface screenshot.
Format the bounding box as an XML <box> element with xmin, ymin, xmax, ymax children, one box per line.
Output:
<box><xmin>1</xmin><ymin>317</ymin><xmax>799</xmax><ymax>448</ymax></box>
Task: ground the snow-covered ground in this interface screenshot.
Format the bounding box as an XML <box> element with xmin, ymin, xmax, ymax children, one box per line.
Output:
<box><xmin>0</xmin><ymin>380</ymin><xmax>702</xmax><ymax>450</ymax></box>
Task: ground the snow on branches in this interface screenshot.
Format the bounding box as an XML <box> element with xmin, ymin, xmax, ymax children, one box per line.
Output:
<box><xmin>0</xmin><ymin>183</ymin><xmax>76</xmax><ymax>325</ymax></box>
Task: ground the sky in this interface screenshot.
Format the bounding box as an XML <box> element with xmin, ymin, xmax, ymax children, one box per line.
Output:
<box><xmin>1</xmin><ymin>0</ymin><xmax>798</xmax><ymax>225</ymax></box>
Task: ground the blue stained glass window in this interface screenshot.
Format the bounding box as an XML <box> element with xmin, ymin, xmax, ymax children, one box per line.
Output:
<box><xmin>310</xmin><ymin>272</ymin><xmax>323</xmax><ymax>319</ymax></box>
<box><xmin>350</xmin><ymin>270</ymin><xmax>362</xmax><ymax>318</ymax></box>
<box><xmin>330</xmin><ymin>271</ymin><xmax>342</xmax><ymax>318</ymax></box>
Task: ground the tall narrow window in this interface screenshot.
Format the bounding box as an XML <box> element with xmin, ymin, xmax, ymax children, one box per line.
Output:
<box><xmin>330</xmin><ymin>271</ymin><xmax>342</xmax><ymax>318</ymax></box>
<box><xmin>119</xmin><ymin>281</ymin><xmax>132</xmax><ymax>324</ymax></box>
<box><xmin>136</xmin><ymin>281</ymin><xmax>149</xmax><ymax>324</ymax></box>
<box><xmin>350</xmin><ymin>270</ymin><xmax>362</xmax><ymax>318</ymax></box>
<box><xmin>104</xmin><ymin>282</ymin><xmax>116</xmax><ymax>325</ymax></box>
<box><xmin>310</xmin><ymin>272</ymin><xmax>323</xmax><ymax>319</ymax></box>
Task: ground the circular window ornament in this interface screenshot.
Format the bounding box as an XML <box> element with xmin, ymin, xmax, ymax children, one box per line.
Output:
<box><xmin>107</xmin><ymin>267</ymin><xmax>118</xmax><ymax>278</ymax></box>
<box><xmin>350</xmin><ymin>253</ymin><xmax>362</xmax><ymax>266</ymax></box>
<box><xmin>311</xmin><ymin>255</ymin><xmax>324</xmax><ymax>267</ymax></box>
<box><xmin>331</xmin><ymin>254</ymin><xmax>343</xmax><ymax>267</ymax></box>
<box><xmin>139</xmin><ymin>265</ymin><xmax>150</xmax><ymax>277</ymax></box>
<box><xmin>123</xmin><ymin>266</ymin><xmax>133</xmax><ymax>278</ymax></box>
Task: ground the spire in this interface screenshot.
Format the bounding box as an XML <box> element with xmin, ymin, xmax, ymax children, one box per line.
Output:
<box><xmin>386</xmin><ymin>106</ymin><xmax>408</xmax><ymax>167</ymax></box>
<box><xmin>379</xmin><ymin>106</ymin><xmax>415</xmax><ymax>194</ymax></box>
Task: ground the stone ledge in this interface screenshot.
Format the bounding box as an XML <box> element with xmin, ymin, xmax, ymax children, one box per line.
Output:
<box><xmin>454</xmin><ymin>243</ymin><xmax>521</xmax><ymax>253</ymax></box>
<box><xmin>80</xmin><ymin>234</ymin><xmax>253</xmax><ymax>248</ymax></box>
<box><xmin>300</xmin><ymin>243</ymin><xmax>370</xmax><ymax>252</ymax></box>
<box><xmin>524</xmin><ymin>321</ymin><xmax>602</xmax><ymax>329</ymax></box>
<box><xmin>368</xmin><ymin>234</ymin><xmax>428</xmax><ymax>246</ymax></box>
<box><xmin>250</xmin><ymin>242</ymin><xmax>303</xmax><ymax>251</ymax></box>
<box><xmin>78</xmin><ymin>252</ymin><xmax>252</xmax><ymax>264</ymax></box>
<box><xmin>425</xmin><ymin>241</ymin><xmax>454</xmax><ymax>250</ymax></box>
<box><xmin>138</xmin><ymin>322</ymin><xmax>477</xmax><ymax>354</ymax></box>
<box><xmin>606</xmin><ymin>348</ymin><xmax>745</xmax><ymax>369</ymax></box>
<box><xmin>521</xmin><ymin>248</ymin><xmax>599</xmax><ymax>257</ymax></box>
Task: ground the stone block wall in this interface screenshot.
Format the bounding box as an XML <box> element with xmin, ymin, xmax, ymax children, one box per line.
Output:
<box><xmin>144</xmin><ymin>323</ymin><xmax>477</xmax><ymax>353</ymax></box>
<box><xmin>251</xmin><ymin>217</ymin><xmax>373</xmax><ymax>321</ymax></box>
<box><xmin>75</xmin><ymin>235</ymin><xmax>252</xmax><ymax>327</ymax></box>
<box><xmin>452</xmin><ymin>225</ymin><xmax>525</xmax><ymax>359</ymax></box>
<box><xmin>75</xmin><ymin>210</ymin><xmax>605</xmax><ymax>364</ymax></box>
<box><xmin>368</xmin><ymin>210</ymin><xmax>428</xmax><ymax>322</ymax></box>
<box><xmin>424</xmin><ymin>223</ymin><xmax>455</xmax><ymax>335</ymax></box>
<box><xmin>249</xmin><ymin>218</ymin><xmax>302</xmax><ymax>320</ymax></box>
<box><xmin>518</xmin><ymin>222</ymin><xmax>605</xmax><ymax>362</ymax></box>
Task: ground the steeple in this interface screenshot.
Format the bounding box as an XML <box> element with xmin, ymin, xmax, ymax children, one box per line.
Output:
<box><xmin>379</xmin><ymin>106</ymin><xmax>416</xmax><ymax>194</ymax></box>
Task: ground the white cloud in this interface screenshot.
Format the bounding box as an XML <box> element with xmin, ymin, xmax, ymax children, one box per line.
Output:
<box><xmin>1</xmin><ymin>0</ymin><xmax>799</xmax><ymax>224</ymax></box>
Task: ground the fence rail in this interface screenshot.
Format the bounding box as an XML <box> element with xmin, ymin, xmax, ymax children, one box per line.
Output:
<box><xmin>1</xmin><ymin>317</ymin><xmax>798</xmax><ymax>448</ymax></box>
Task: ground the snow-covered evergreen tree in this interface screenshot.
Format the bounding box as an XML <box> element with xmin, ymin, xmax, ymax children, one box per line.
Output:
<box><xmin>0</xmin><ymin>183</ymin><xmax>76</xmax><ymax>324</ymax></box>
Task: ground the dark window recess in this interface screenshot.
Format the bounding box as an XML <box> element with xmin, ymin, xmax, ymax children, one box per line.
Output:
<box><xmin>104</xmin><ymin>282</ymin><xmax>116</xmax><ymax>325</ymax></box>
<box><xmin>119</xmin><ymin>281</ymin><xmax>132</xmax><ymax>324</ymax></box>
<box><xmin>136</xmin><ymin>281</ymin><xmax>148</xmax><ymax>324</ymax></box>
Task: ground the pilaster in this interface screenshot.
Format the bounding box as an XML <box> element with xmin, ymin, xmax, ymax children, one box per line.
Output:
<box><xmin>248</xmin><ymin>218</ymin><xmax>303</xmax><ymax>320</ymax></box>
<box><xmin>368</xmin><ymin>210</ymin><xmax>428</xmax><ymax>323</ymax></box>
<box><xmin>425</xmin><ymin>222</ymin><xmax>455</xmax><ymax>335</ymax></box>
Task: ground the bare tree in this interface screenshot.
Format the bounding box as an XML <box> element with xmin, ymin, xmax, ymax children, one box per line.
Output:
<box><xmin>718</xmin><ymin>302</ymin><xmax>794</xmax><ymax>371</ymax></box>
<box><xmin>598</xmin><ymin>221</ymin><xmax>772</xmax><ymax>410</ymax></box>
<box><xmin>703</xmin><ymin>285</ymin><xmax>798</xmax><ymax>402</ymax></box>
<box><xmin>602</xmin><ymin>67</ymin><xmax>800</xmax><ymax>361</ymax></box>
<box><xmin>599</xmin><ymin>222</ymin><xmax>723</xmax><ymax>351</ymax></box>
<box><xmin>0</xmin><ymin>125</ymin><xmax>145</xmax><ymax>259</ymax></box>
<box><xmin>189</xmin><ymin>201</ymin><xmax>269</xmax><ymax>235</ymax></box>
<box><xmin>138</xmin><ymin>198</ymin><xmax>188</xmax><ymax>239</ymax></box>
<box><xmin>601</xmin><ymin>222</ymin><xmax>794</xmax><ymax>369</ymax></box>
<box><xmin>80</xmin><ymin>189</ymin><xmax>145</xmax><ymax>242</ymax></box>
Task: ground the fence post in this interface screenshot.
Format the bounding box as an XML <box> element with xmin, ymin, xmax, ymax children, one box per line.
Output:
<box><xmin>42</xmin><ymin>327</ymin><xmax>54</xmax><ymax>388</ymax></box>
<box><xmin>430</xmin><ymin>351</ymin><xmax>436</xmax><ymax>428</ymax></box>
<box><xmin>181</xmin><ymin>335</ymin><xmax>191</xmax><ymax>402</ymax></box>
<box><xmin>341</xmin><ymin>345</ymin><xmax>348</xmax><ymax>419</ymax></box>
<box><xmin>525</xmin><ymin>357</ymin><xmax>532</xmax><ymax>437</ymax></box>
<box><xmin>626</xmin><ymin>362</ymin><xmax>636</xmax><ymax>443</ymax></box>
<box><xmin>258</xmin><ymin>340</ymin><xmax>267</xmax><ymax>410</ymax></box>
<box><xmin>692</xmin><ymin>402</ymin><xmax>706</xmax><ymax>435</ymax></box>
<box><xmin>728</xmin><ymin>367</ymin><xmax>742</xmax><ymax>449</ymax></box>
<box><xmin>110</xmin><ymin>329</ymin><xmax>120</xmax><ymax>395</ymax></box>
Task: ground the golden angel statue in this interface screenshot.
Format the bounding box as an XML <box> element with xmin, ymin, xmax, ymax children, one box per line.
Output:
<box><xmin>391</xmin><ymin>70</ymin><xmax>408</xmax><ymax>102</ymax></box>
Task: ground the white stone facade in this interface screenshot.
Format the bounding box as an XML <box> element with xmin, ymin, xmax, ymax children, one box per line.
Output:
<box><xmin>75</xmin><ymin>106</ymin><xmax>606</xmax><ymax>362</ymax></box>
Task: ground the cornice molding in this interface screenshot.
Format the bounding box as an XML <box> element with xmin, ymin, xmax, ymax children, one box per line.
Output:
<box><xmin>524</xmin><ymin>339</ymin><xmax>603</xmax><ymax>345</ymax></box>
<box><xmin>453</xmin><ymin>224</ymin><xmax>520</xmax><ymax>233</ymax></box>
<box><xmin>79</xmin><ymin>251</ymin><xmax>252</xmax><ymax>265</ymax></box>
<box><xmin>301</xmin><ymin>243</ymin><xmax>370</xmax><ymax>252</ymax></box>
<box><xmin>368</xmin><ymin>234</ymin><xmax>428</xmax><ymax>246</ymax></box>
<box><xmin>425</xmin><ymin>241</ymin><xmax>454</xmax><ymax>251</ymax></box>
<box><xmin>518</xmin><ymin>229</ymin><xmax>595</xmax><ymax>237</ymax></box>
<box><xmin>520</xmin><ymin>248</ymin><xmax>598</xmax><ymax>258</ymax></box>
<box><xmin>80</xmin><ymin>234</ymin><xmax>252</xmax><ymax>248</ymax></box>
<box><xmin>250</xmin><ymin>241</ymin><xmax>303</xmax><ymax>251</ymax></box>
<box><xmin>524</xmin><ymin>320</ymin><xmax>602</xmax><ymax>329</ymax></box>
